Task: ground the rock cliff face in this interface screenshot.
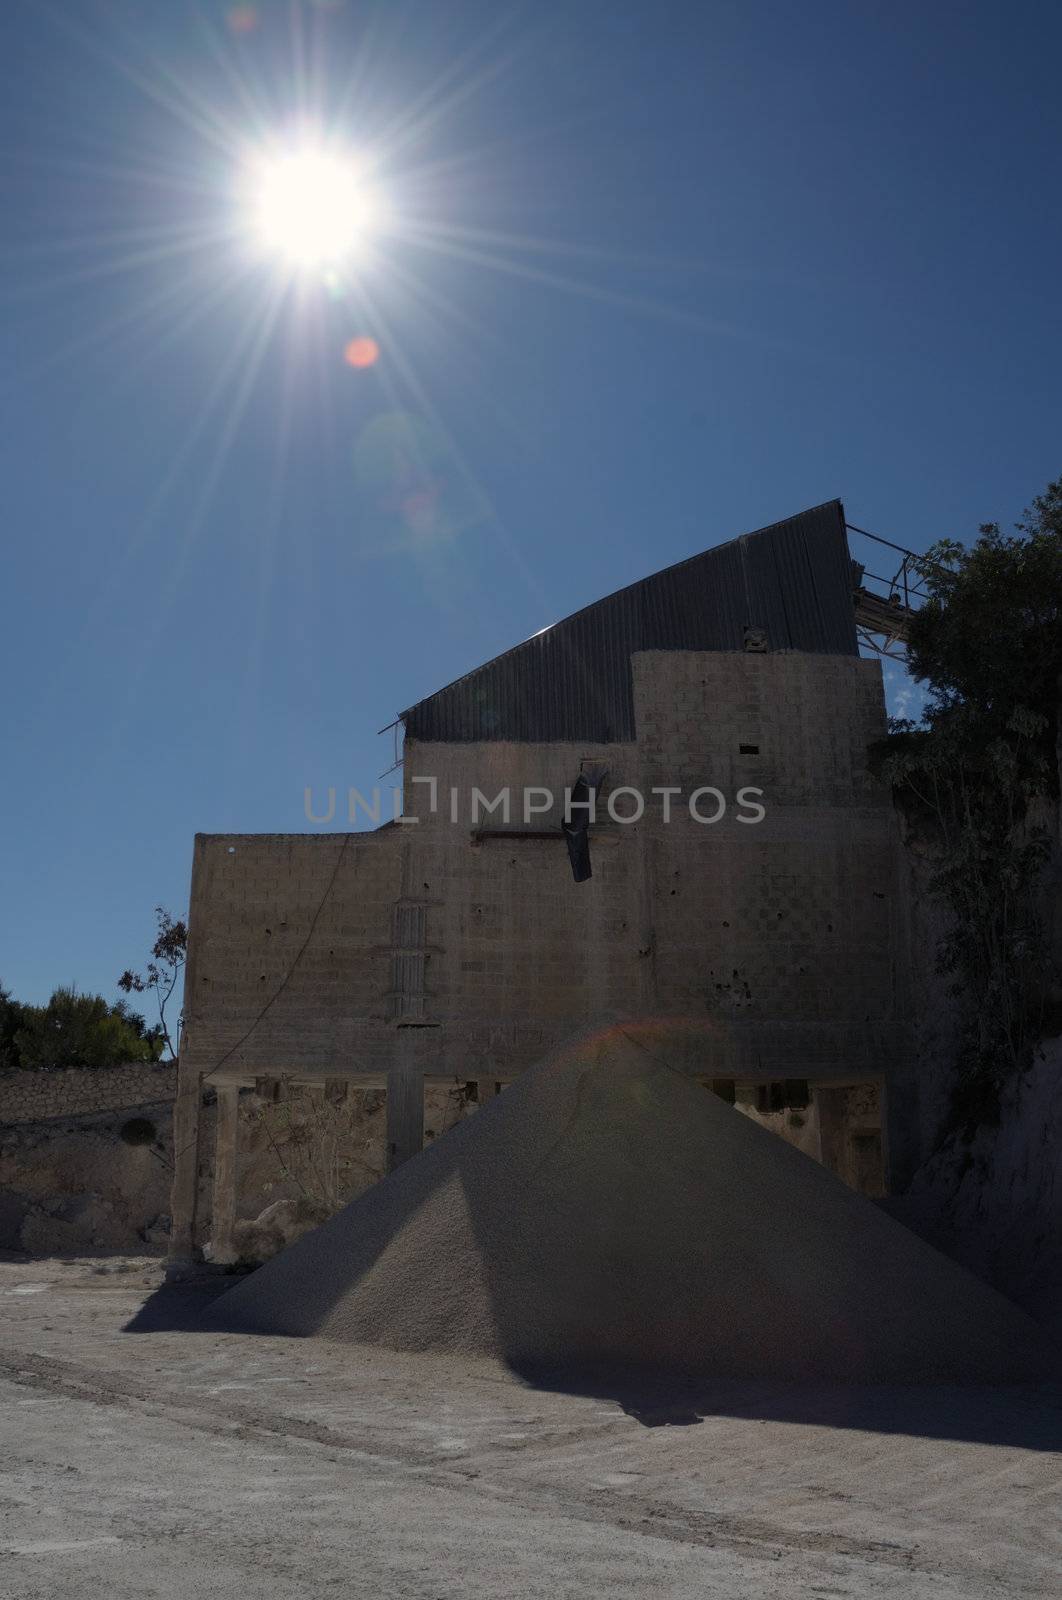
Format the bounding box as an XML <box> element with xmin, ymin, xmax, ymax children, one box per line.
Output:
<box><xmin>886</xmin><ymin>721</ymin><xmax>1062</xmax><ymax>1336</ymax></box>
<box><xmin>895</xmin><ymin>1037</ymin><xmax>1062</xmax><ymax>1337</ymax></box>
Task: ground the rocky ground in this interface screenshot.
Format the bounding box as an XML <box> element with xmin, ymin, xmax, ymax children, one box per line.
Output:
<box><xmin>1</xmin><ymin>1252</ymin><xmax>1060</xmax><ymax>1599</ymax></box>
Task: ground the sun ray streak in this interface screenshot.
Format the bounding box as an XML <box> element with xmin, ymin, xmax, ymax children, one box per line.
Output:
<box><xmin>288</xmin><ymin>0</ymin><xmax>312</xmax><ymax>129</ymax></box>
<box><xmin>106</xmin><ymin>266</ymin><xmax>267</xmax><ymax>406</ymax></box>
<box><xmin>188</xmin><ymin>7</ymin><xmax>282</xmax><ymax>150</ymax></box>
<box><xmin>8</xmin><ymin>150</ymin><xmax>232</xmax><ymax>202</ymax></box>
<box><xmin>386</xmin><ymin>215</ymin><xmax>731</xmax><ymax>276</ymax></box>
<box><xmin>327</xmin><ymin>0</ymin><xmax>395</xmax><ymax>134</ymax></box>
<box><xmin>367</xmin><ymin>254</ymin><xmax>533</xmax><ymax>453</ymax></box>
<box><xmin>238</xmin><ymin>302</ymin><xmax>304</xmax><ymax>770</ymax></box>
<box><xmin>2</xmin><ymin>217</ymin><xmax>235</xmax><ymax>265</ymax></box>
<box><xmin>171</xmin><ymin>278</ymin><xmax>290</xmax><ymax>573</ymax></box>
<box><xmin>19</xmin><ymin>267</ymin><xmax>285</xmax><ymax>750</ymax></box>
<box><xmin>354</xmin><ymin>277</ymin><xmax>551</xmax><ymax>619</ymax></box>
<box><xmin>36</xmin><ymin>279</ymin><xmax>286</xmax><ymax>772</ymax></box>
<box><xmin>393</xmin><ymin>226</ymin><xmax>810</xmax><ymax>353</ymax></box>
<box><xmin>98</xmin><ymin>276</ymin><xmax>289</xmax><ymax>786</ymax></box>
<box><xmin>370</xmin><ymin>22</ymin><xmax>525</xmax><ymax>167</ymax></box>
<box><xmin>386</xmin><ymin>105</ymin><xmax>603</xmax><ymax>195</ymax></box>
<box><xmin>39</xmin><ymin>0</ymin><xmax>252</xmax><ymax>159</ymax></box>
<box><xmin>119</xmin><ymin>274</ymin><xmax>288</xmax><ymax>567</ymax></box>
<box><xmin>4</xmin><ymin>254</ymin><xmax>251</xmax><ymax>392</ymax></box>
<box><xmin>374</xmin><ymin>253</ymin><xmax>507</xmax><ymax>362</ymax></box>
<box><xmin>0</xmin><ymin>223</ymin><xmax>241</xmax><ymax>305</ymax></box>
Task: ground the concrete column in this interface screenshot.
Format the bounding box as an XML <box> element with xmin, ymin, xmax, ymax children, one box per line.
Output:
<box><xmin>815</xmin><ymin>1085</ymin><xmax>847</xmax><ymax>1180</ymax></box>
<box><xmin>167</xmin><ymin>1061</ymin><xmax>202</xmax><ymax>1270</ymax></box>
<box><xmin>386</xmin><ymin>1037</ymin><xmax>424</xmax><ymax>1171</ymax></box>
<box><xmin>210</xmin><ymin>1083</ymin><xmax>240</xmax><ymax>1264</ymax></box>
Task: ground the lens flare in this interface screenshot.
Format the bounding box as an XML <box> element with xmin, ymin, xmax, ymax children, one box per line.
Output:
<box><xmin>227</xmin><ymin>6</ymin><xmax>259</xmax><ymax>34</ymax></box>
<box><xmin>344</xmin><ymin>335</ymin><xmax>379</xmax><ymax>368</ymax></box>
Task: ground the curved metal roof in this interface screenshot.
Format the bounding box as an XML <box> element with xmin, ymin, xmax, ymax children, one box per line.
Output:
<box><xmin>401</xmin><ymin>499</ymin><xmax>856</xmax><ymax>744</ymax></box>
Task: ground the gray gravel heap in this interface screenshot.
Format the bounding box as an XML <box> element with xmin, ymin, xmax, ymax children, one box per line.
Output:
<box><xmin>204</xmin><ymin>1029</ymin><xmax>1055</xmax><ymax>1382</ymax></box>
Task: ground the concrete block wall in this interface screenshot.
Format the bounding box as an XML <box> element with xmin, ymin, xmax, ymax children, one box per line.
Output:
<box><xmin>401</xmin><ymin>739</ymin><xmax>637</xmax><ymax>827</ymax></box>
<box><xmin>626</xmin><ymin>652</ymin><xmax>906</xmax><ymax>1097</ymax></box>
<box><xmin>633</xmin><ymin>650</ymin><xmax>887</xmax><ymax>804</ymax></box>
<box><xmin>182</xmin><ymin>654</ymin><xmax>898</xmax><ymax>1077</ymax></box>
<box><xmin>179</xmin><ymin>823</ymin><xmax>639</xmax><ymax>1082</ymax></box>
<box><xmin>180</xmin><ymin>832</ymin><xmax>404</xmax><ymax>1078</ymax></box>
<box><xmin>174</xmin><ymin>648</ymin><xmax>921</xmax><ymax>1257</ymax></box>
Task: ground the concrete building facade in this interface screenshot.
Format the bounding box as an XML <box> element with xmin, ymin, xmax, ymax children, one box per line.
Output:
<box><xmin>170</xmin><ymin>502</ymin><xmax>917</xmax><ymax>1266</ymax></box>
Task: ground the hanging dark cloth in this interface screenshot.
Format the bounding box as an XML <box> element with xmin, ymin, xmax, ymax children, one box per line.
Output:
<box><xmin>562</xmin><ymin>769</ymin><xmax>607</xmax><ymax>883</ymax></box>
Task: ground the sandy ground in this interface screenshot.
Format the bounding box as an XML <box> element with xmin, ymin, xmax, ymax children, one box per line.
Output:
<box><xmin>1</xmin><ymin>1254</ymin><xmax>1061</xmax><ymax>1599</ymax></box>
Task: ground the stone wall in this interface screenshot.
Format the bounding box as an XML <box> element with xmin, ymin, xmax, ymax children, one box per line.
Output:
<box><xmin>0</xmin><ymin>1103</ymin><xmax>174</xmax><ymax>1255</ymax></box>
<box><xmin>0</xmin><ymin>1063</ymin><xmax>178</xmax><ymax>1126</ymax></box>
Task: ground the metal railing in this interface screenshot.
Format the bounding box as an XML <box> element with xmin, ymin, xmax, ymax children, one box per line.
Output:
<box><xmin>846</xmin><ymin>522</ymin><xmax>939</xmax><ymax>660</ymax></box>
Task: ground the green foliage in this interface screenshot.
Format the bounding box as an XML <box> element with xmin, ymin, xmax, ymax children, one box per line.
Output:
<box><xmin>0</xmin><ymin>984</ymin><xmax>28</xmax><ymax>1072</ymax></box>
<box><xmin>9</xmin><ymin>986</ymin><xmax>164</xmax><ymax>1072</ymax></box>
<box><xmin>870</xmin><ymin>478</ymin><xmax>1062</xmax><ymax>1126</ymax></box>
<box><xmin>906</xmin><ymin>477</ymin><xmax>1062</xmax><ymax>749</ymax></box>
<box><xmin>0</xmin><ymin>904</ymin><xmax>187</xmax><ymax>1073</ymax></box>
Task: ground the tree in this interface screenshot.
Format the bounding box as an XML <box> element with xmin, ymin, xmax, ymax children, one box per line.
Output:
<box><xmin>870</xmin><ymin>477</ymin><xmax>1062</xmax><ymax>1125</ymax></box>
<box><xmin>118</xmin><ymin>906</ymin><xmax>187</xmax><ymax>1061</ymax></box>
<box><xmin>905</xmin><ymin>476</ymin><xmax>1062</xmax><ymax>754</ymax></box>
<box><xmin>13</xmin><ymin>986</ymin><xmax>164</xmax><ymax>1071</ymax></box>
<box><xmin>0</xmin><ymin>984</ymin><xmax>28</xmax><ymax>1071</ymax></box>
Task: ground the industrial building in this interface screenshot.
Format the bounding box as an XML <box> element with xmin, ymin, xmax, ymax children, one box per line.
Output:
<box><xmin>169</xmin><ymin>500</ymin><xmax>921</xmax><ymax>1266</ymax></box>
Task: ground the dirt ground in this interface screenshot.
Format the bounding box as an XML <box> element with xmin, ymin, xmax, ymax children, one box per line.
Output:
<box><xmin>1</xmin><ymin>1253</ymin><xmax>1060</xmax><ymax>1599</ymax></box>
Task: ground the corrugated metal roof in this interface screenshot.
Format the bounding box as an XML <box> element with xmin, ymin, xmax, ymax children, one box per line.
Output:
<box><xmin>401</xmin><ymin>499</ymin><xmax>856</xmax><ymax>743</ymax></box>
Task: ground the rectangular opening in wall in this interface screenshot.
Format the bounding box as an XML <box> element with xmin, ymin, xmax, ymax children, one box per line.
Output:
<box><xmin>234</xmin><ymin>1080</ymin><xmax>389</xmax><ymax>1255</ymax></box>
<box><xmin>710</xmin><ymin>1077</ymin><xmax>736</xmax><ymax>1104</ymax></box>
<box><xmin>756</xmin><ymin>1081</ymin><xmax>787</xmax><ymax>1114</ymax></box>
<box><xmin>739</xmin><ymin>743</ymin><xmax>759</xmax><ymax>755</ymax></box>
<box><xmin>755</xmin><ymin>1079</ymin><xmax>809</xmax><ymax>1112</ymax></box>
<box><xmin>738</xmin><ymin>1077</ymin><xmax>887</xmax><ymax>1196</ymax></box>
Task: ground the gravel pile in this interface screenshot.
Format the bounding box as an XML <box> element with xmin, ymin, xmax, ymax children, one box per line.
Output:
<box><xmin>204</xmin><ymin>1029</ymin><xmax>1055</xmax><ymax>1382</ymax></box>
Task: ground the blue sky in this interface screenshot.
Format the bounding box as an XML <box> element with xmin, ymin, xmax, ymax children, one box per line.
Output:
<box><xmin>2</xmin><ymin>0</ymin><xmax>1060</xmax><ymax>1009</ymax></box>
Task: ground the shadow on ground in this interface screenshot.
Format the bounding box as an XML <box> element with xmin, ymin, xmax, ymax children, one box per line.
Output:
<box><xmin>513</xmin><ymin>1360</ymin><xmax>1062</xmax><ymax>1447</ymax></box>
<box><xmin>124</xmin><ymin>1273</ymin><xmax>240</xmax><ymax>1331</ymax></box>
<box><xmin>124</xmin><ymin>1277</ymin><xmax>1062</xmax><ymax>1451</ymax></box>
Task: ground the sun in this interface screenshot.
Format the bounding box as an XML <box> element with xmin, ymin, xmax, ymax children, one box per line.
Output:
<box><xmin>249</xmin><ymin>145</ymin><xmax>380</xmax><ymax>270</ymax></box>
